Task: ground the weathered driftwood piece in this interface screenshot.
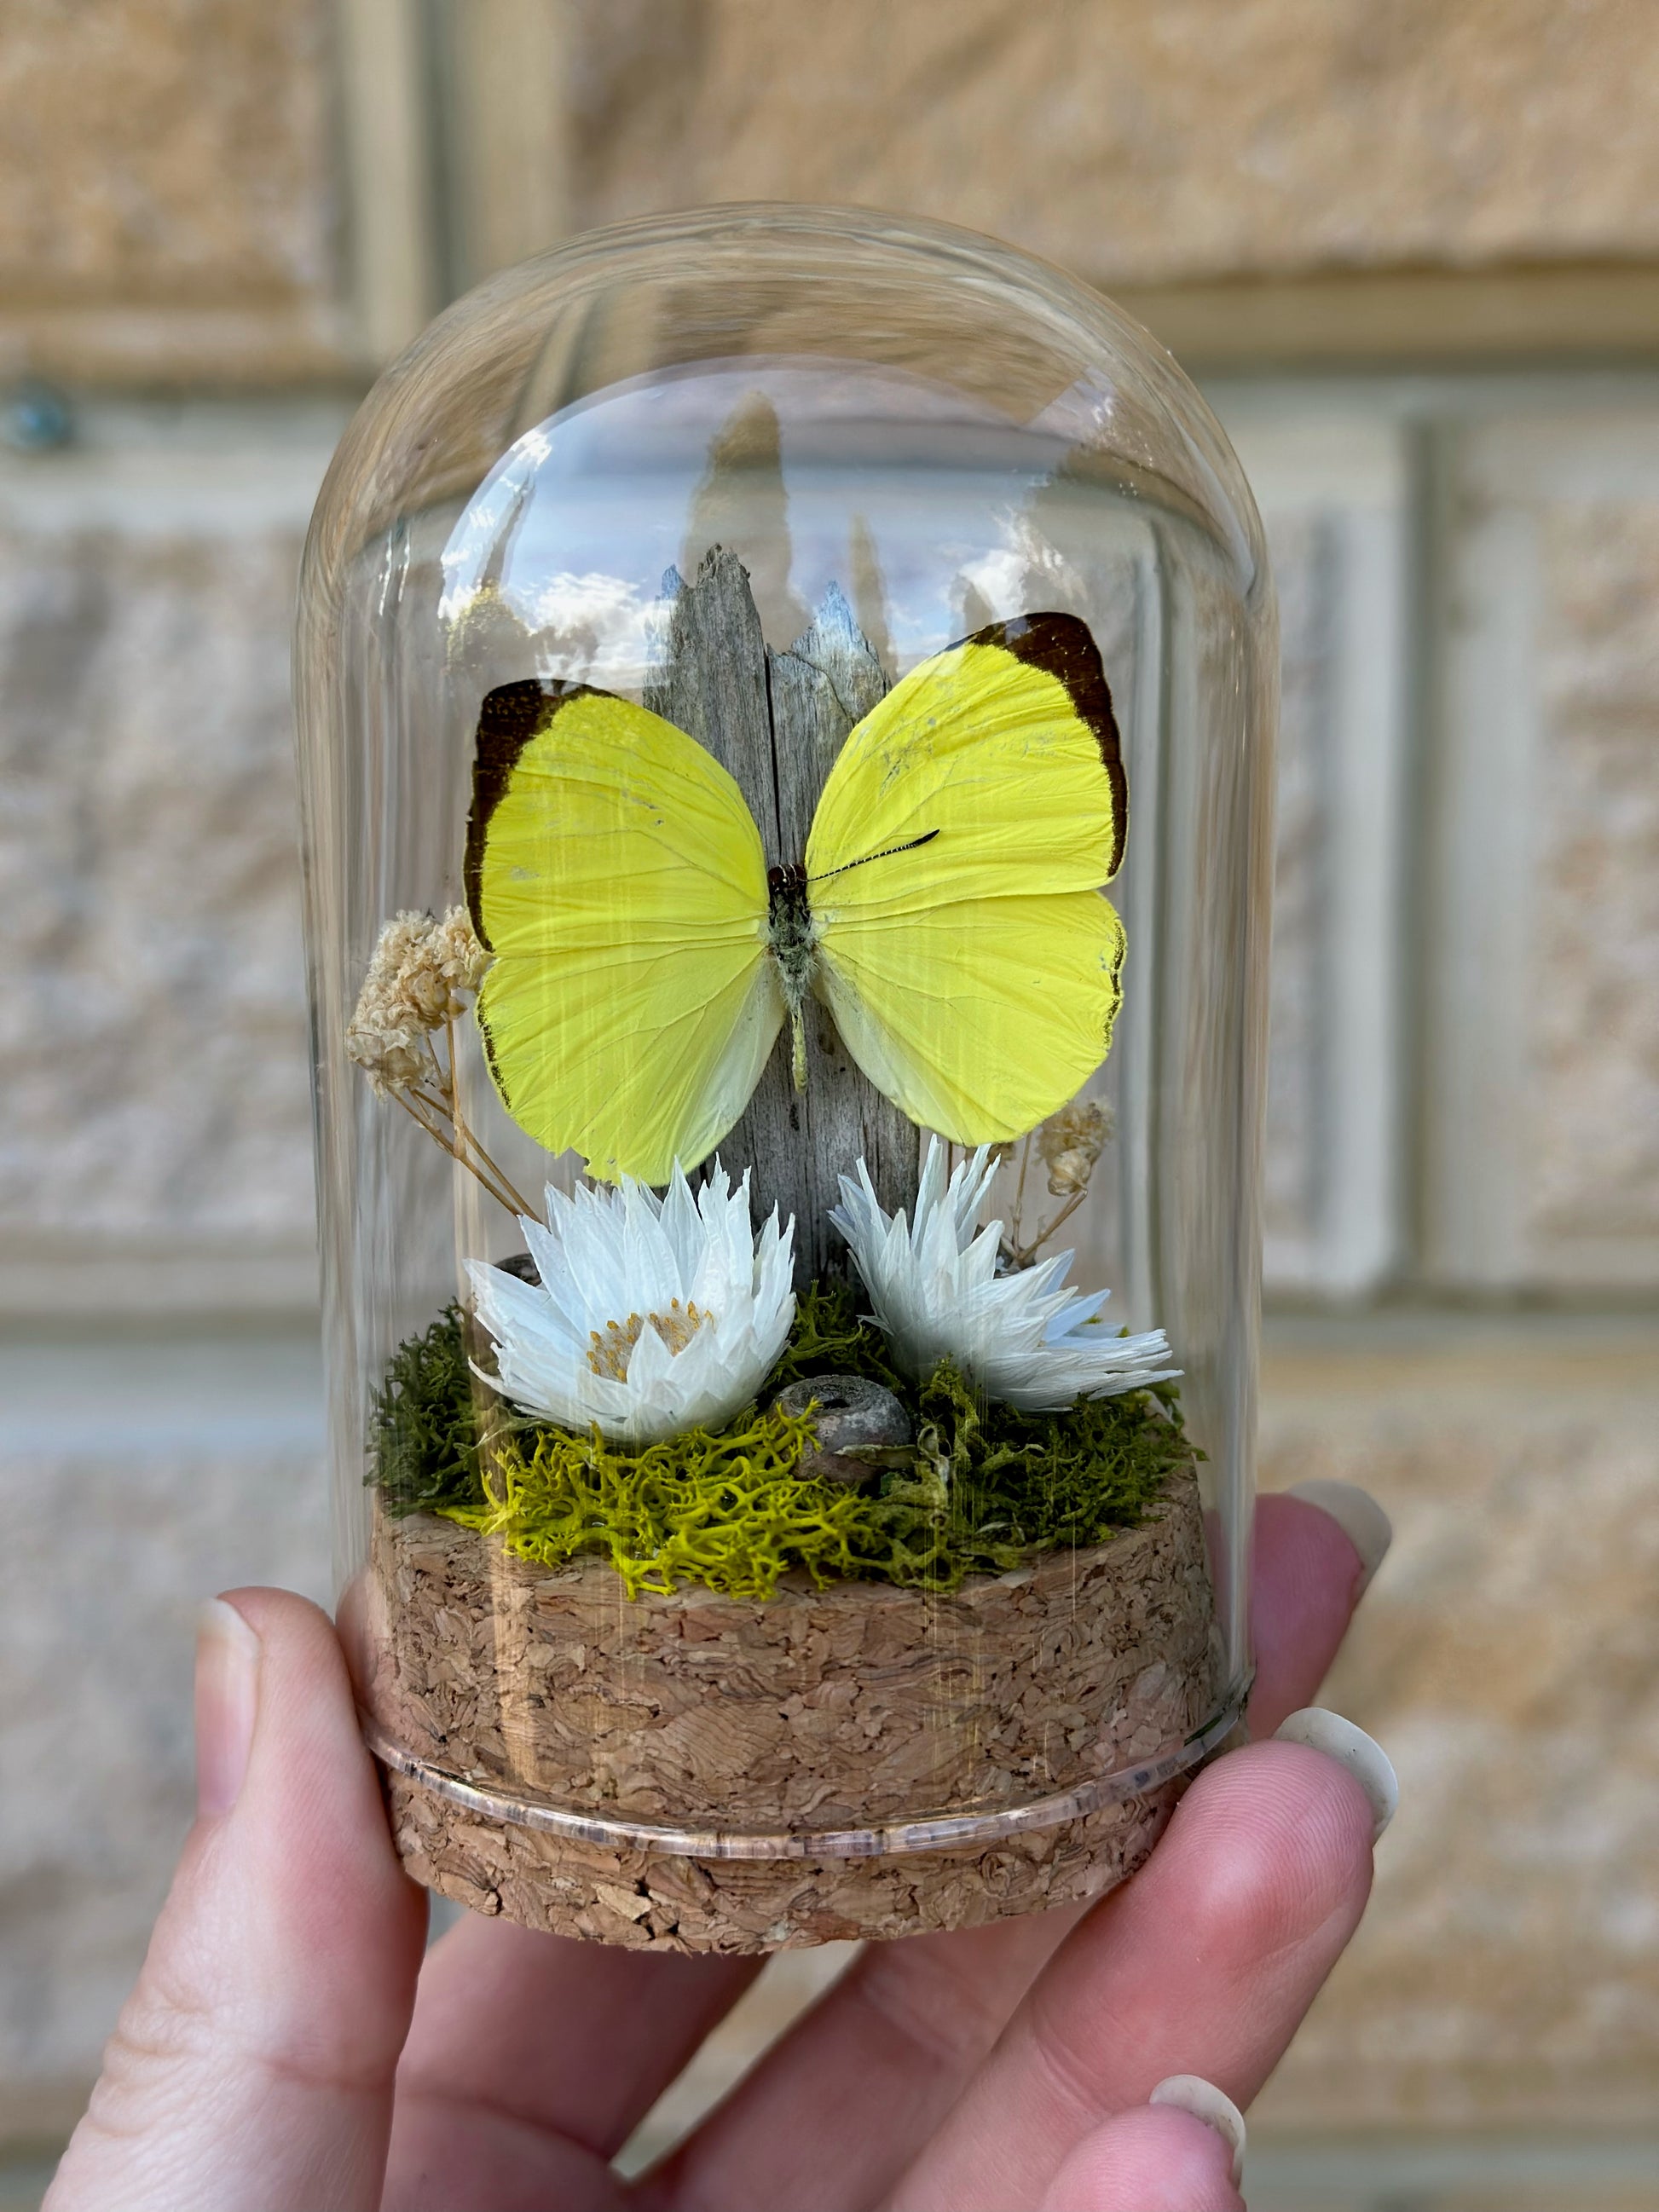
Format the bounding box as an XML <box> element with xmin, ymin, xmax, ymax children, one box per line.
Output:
<box><xmin>644</xmin><ymin>547</ymin><xmax>919</xmax><ymax>1282</ymax></box>
<box><xmin>361</xmin><ymin>1460</ymin><xmax>1222</xmax><ymax>1951</ymax></box>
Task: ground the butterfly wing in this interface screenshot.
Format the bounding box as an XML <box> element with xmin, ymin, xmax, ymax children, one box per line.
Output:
<box><xmin>465</xmin><ymin>682</ymin><xmax>782</xmax><ymax>1183</ymax></box>
<box><xmin>804</xmin><ymin>616</ymin><xmax>1126</xmax><ymax>1143</ymax></box>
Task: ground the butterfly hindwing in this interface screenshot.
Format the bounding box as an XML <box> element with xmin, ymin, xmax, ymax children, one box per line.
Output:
<box><xmin>465</xmin><ymin>683</ymin><xmax>781</xmax><ymax>1182</ymax></box>
<box><xmin>805</xmin><ymin>615</ymin><xmax>1127</xmax><ymax>1144</ymax></box>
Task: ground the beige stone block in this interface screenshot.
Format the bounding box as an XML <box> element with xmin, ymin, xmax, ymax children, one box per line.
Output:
<box><xmin>568</xmin><ymin>0</ymin><xmax>1659</xmax><ymax>289</ymax></box>
<box><xmin>1261</xmin><ymin>509</ymin><xmax>1337</xmax><ymax>1259</ymax></box>
<box><xmin>0</xmin><ymin>1</ymin><xmax>332</xmax><ymax>298</ymax></box>
<box><xmin>1424</xmin><ymin>418</ymin><xmax>1659</xmax><ymax>1294</ymax></box>
<box><xmin>1253</xmin><ymin>1317</ymin><xmax>1659</xmax><ymax>2133</ymax></box>
<box><xmin>0</xmin><ymin>0</ymin><xmax>344</xmax><ymax>383</ymax></box>
<box><xmin>1530</xmin><ymin>505</ymin><xmax>1659</xmax><ymax>1257</ymax></box>
<box><xmin>0</xmin><ymin>517</ymin><xmax>316</xmax><ymax>1305</ymax></box>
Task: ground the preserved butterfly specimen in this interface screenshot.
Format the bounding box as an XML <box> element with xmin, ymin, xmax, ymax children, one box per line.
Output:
<box><xmin>465</xmin><ymin>612</ymin><xmax>1127</xmax><ymax>1181</ymax></box>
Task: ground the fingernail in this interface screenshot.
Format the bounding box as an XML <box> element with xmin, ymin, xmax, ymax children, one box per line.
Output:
<box><xmin>1275</xmin><ymin>1706</ymin><xmax>1399</xmax><ymax>1841</ymax></box>
<box><xmin>195</xmin><ymin>1597</ymin><xmax>261</xmax><ymax>1818</ymax></box>
<box><xmin>1148</xmin><ymin>2075</ymin><xmax>1246</xmax><ymax>2186</ymax></box>
<box><xmin>1286</xmin><ymin>1478</ymin><xmax>1393</xmax><ymax>1595</ymax></box>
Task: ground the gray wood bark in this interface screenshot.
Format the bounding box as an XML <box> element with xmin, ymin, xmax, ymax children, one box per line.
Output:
<box><xmin>645</xmin><ymin>546</ymin><xmax>921</xmax><ymax>1282</ymax></box>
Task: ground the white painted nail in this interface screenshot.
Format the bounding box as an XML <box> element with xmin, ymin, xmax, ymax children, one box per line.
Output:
<box><xmin>1286</xmin><ymin>1478</ymin><xmax>1393</xmax><ymax>1595</ymax></box>
<box><xmin>195</xmin><ymin>1597</ymin><xmax>262</xmax><ymax>1819</ymax></box>
<box><xmin>1275</xmin><ymin>1707</ymin><xmax>1399</xmax><ymax>1841</ymax></box>
<box><xmin>1149</xmin><ymin>2074</ymin><xmax>1246</xmax><ymax>2185</ymax></box>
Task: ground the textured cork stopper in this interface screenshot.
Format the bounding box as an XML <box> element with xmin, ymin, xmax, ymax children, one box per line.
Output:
<box><xmin>354</xmin><ymin>1459</ymin><xmax>1227</xmax><ymax>1951</ymax></box>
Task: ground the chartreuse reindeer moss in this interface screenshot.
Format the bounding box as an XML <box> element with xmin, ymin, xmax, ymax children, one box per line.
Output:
<box><xmin>369</xmin><ymin>1280</ymin><xmax>1195</xmax><ymax>1597</ymax></box>
<box><xmin>448</xmin><ymin>1405</ymin><xmax>885</xmax><ymax>1602</ymax></box>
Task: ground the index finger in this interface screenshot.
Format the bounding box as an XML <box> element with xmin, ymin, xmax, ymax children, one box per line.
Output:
<box><xmin>640</xmin><ymin>1483</ymin><xmax>1384</xmax><ymax>2212</ymax></box>
<box><xmin>1249</xmin><ymin>1487</ymin><xmax>1389</xmax><ymax>1736</ymax></box>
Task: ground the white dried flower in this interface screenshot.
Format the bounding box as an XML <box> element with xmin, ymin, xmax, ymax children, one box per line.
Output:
<box><xmin>346</xmin><ymin>906</ymin><xmax>488</xmax><ymax>1095</ymax></box>
<box><xmin>467</xmin><ymin>1162</ymin><xmax>795</xmax><ymax>1446</ymax></box>
<box><xmin>830</xmin><ymin>1139</ymin><xmax>1178</xmax><ymax>1413</ymax></box>
<box><xmin>429</xmin><ymin>906</ymin><xmax>490</xmax><ymax>996</ymax></box>
<box><xmin>1042</xmin><ymin>1147</ymin><xmax>1091</xmax><ymax>1196</ymax></box>
<box><xmin>1037</xmin><ymin>1098</ymin><xmax>1113</xmax><ymax>1196</ymax></box>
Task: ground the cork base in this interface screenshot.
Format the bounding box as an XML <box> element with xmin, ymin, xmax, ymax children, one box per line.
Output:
<box><xmin>385</xmin><ymin>1764</ymin><xmax>1185</xmax><ymax>1951</ymax></box>
<box><xmin>356</xmin><ymin>1458</ymin><xmax>1228</xmax><ymax>1949</ymax></box>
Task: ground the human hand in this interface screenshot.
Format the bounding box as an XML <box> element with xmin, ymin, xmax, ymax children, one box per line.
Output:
<box><xmin>46</xmin><ymin>1487</ymin><xmax>1393</xmax><ymax>2212</ymax></box>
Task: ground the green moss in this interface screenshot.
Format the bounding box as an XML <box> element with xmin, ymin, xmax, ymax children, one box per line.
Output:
<box><xmin>368</xmin><ymin>1304</ymin><xmax>488</xmax><ymax>1517</ymax></box>
<box><xmin>762</xmin><ymin>1277</ymin><xmax>904</xmax><ymax>1395</ymax></box>
<box><xmin>368</xmin><ymin>1285</ymin><xmax>1196</xmax><ymax>1597</ymax></box>
<box><xmin>870</xmin><ymin>1359</ymin><xmax>1199</xmax><ymax>1587</ymax></box>
<box><xmin>443</xmin><ymin>1405</ymin><xmax>894</xmax><ymax>1601</ymax></box>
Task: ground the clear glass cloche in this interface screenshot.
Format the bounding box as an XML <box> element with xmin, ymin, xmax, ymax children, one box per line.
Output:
<box><xmin>294</xmin><ymin>204</ymin><xmax>1275</xmax><ymax>1951</ymax></box>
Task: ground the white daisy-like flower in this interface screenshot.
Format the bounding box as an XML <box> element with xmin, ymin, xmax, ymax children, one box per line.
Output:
<box><xmin>466</xmin><ymin>1163</ymin><xmax>795</xmax><ymax>1446</ymax></box>
<box><xmin>830</xmin><ymin>1139</ymin><xmax>1180</xmax><ymax>1412</ymax></box>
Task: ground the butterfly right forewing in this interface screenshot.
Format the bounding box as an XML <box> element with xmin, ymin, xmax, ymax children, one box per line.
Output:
<box><xmin>805</xmin><ymin>615</ymin><xmax>1127</xmax><ymax>1145</ymax></box>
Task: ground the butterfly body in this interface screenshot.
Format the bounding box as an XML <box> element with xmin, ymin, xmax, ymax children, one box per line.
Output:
<box><xmin>465</xmin><ymin>614</ymin><xmax>1128</xmax><ymax>1184</ymax></box>
<box><xmin>765</xmin><ymin>861</ymin><xmax>817</xmax><ymax>1089</ymax></box>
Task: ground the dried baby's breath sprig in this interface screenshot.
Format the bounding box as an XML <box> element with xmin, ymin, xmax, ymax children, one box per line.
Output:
<box><xmin>1038</xmin><ymin>1098</ymin><xmax>1115</xmax><ymax>1196</ymax></box>
<box><xmin>346</xmin><ymin>908</ymin><xmax>535</xmax><ymax>1222</ymax></box>
<box><xmin>1000</xmin><ymin>1095</ymin><xmax>1116</xmax><ymax>1269</ymax></box>
<box><xmin>347</xmin><ymin>907</ymin><xmax>488</xmax><ymax>1085</ymax></box>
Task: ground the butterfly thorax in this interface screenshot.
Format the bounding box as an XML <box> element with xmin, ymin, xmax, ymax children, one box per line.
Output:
<box><xmin>766</xmin><ymin>863</ymin><xmax>818</xmax><ymax>1091</ymax></box>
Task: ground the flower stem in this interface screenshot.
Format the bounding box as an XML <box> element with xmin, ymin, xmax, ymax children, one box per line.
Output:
<box><xmin>1007</xmin><ymin>1184</ymin><xmax>1090</xmax><ymax>1268</ymax></box>
<box><xmin>443</xmin><ymin>1011</ymin><xmax>465</xmax><ymax>1146</ymax></box>
<box><xmin>1035</xmin><ymin>1185</ymin><xmax>1089</xmax><ymax>1249</ymax></box>
<box><xmin>1013</xmin><ymin>1131</ymin><xmax>1032</xmax><ymax>1248</ymax></box>
<box><xmin>457</xmin><ymin>1126</ymin><xmax>537</xmax><ymax>1222</ymax></box>
<box><xmin>440</xmin><ymin>1015</ymin><xmax>539</xmax><ymax>1220</ymax></box>
<box><xmin>390</xmin><ymin>1088</ymin><xmax>529</xmax><ymax>1222</ymax></box>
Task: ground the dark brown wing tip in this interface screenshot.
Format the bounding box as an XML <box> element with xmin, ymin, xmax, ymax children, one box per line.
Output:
<box><xmin>463</xmin><ymin>679</ymin><xmax>608</xmax><ymax>949</ymax></box>
<box><xmin>957</xmin><ymin>612</ymin><xmax>1128</xmax><ymax>878</ymax></box>
<box><xmin>471</xmin><ymin>975</ymin><xmax>510</xmax><ymax>1112</ymax></box>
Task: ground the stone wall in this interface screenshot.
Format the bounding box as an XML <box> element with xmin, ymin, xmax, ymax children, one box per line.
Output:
<box><xmin>1533</xmin><ymin>505</ymin><xmax>1659</xmax><ymax>1259</ymax></box>
<box><xmin>3</xmin><ymin>3</ymin><xmax>1659</xmax><ymax>2191</ymax></box>
<box><xmin>11</xmin><ymin>1</ymin><xmax>1659</xmax><ymax>382</ymax></box>
<box><xmin>567</xmin><ymin>0</ymin><xmax>1659</xmax><ymax>286</ymax></box>
<box><xmin>1254</xmin><ymin>1316</ymin><xmax>1659</xmax><ymax>2134</ymax></box>
<box><xmin>0</xmin><ymin>405</ymin><xmax>347</xmax><ymax>1316</ymax></box>
<box><xmin>1</xmin><ymin>529</ymin><xmax>309</xmax><ymax>1250</ymax></box>
<box><xmin>1421</xmin><ymin>406</ymin><xmax>1659</xmax><ymax>1291</ymax></box>
<box><xmin>0</xmin><ymin>2</ymin><xmax>341</xmax><ymax>383</ymax></box>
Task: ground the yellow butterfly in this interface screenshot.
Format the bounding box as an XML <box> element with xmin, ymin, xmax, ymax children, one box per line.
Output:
<box><xmin>464</xmin><ymin>614</ymin><xmax>1127</xmax><ymax>1184</ymax></box>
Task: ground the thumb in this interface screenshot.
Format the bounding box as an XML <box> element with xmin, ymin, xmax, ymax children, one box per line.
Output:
<box><xmin>47</xmin><ymin>1589</ymin><xmax>427</xmax><ymax>2212</ymax></box>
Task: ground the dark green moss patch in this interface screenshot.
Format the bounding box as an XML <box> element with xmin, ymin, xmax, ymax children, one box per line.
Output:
<box><xmin>369</xmin><ymin>1285</ymin><xmax>1196</xmax><ymax>1597</ymax></box>
<box><xmin>369</xmin><ymin>1304</ymin><xmax>488</xmax><ymax>1517</ymax></box>
<box><xmin>764</xmin><ymin>1278</ymin><xmax>905</xmax><ymax>1395</ymax></box>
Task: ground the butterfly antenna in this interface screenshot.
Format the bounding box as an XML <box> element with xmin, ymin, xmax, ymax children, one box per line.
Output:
<box><xmin>806</xmin><ymin>827</ymin><xmax>939</xmax><ymax>883</ymax></box>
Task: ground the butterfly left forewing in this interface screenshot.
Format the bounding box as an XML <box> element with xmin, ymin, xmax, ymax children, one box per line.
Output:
<box><xmin>806</xmin><ymin>616</ymin><xmax>1127</xmax><ymax>1143</ymax></box>
<box><xmin>468</xmin><ymin>684</ymin><xmax>782</xmax><ymax>1182</ymax></box>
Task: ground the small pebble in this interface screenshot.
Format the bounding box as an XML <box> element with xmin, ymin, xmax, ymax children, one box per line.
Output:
<box><xmin>773</xmin><ymin>1372</ymin><xmax>912</xmax><ymax>1486</ymax></box>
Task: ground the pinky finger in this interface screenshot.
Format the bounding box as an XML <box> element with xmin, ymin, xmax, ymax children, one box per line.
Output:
<box><xmin>1039</xmin><ymin>2088</ymin><xmax>1245</xmax><ymax>2212</ymax></box>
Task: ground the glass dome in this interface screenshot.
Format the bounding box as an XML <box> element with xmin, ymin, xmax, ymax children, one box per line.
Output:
<box><xmin>295</xmin><ymin>204</ymin><xmax>1275</xmax><ymax>1951</ymax></box>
